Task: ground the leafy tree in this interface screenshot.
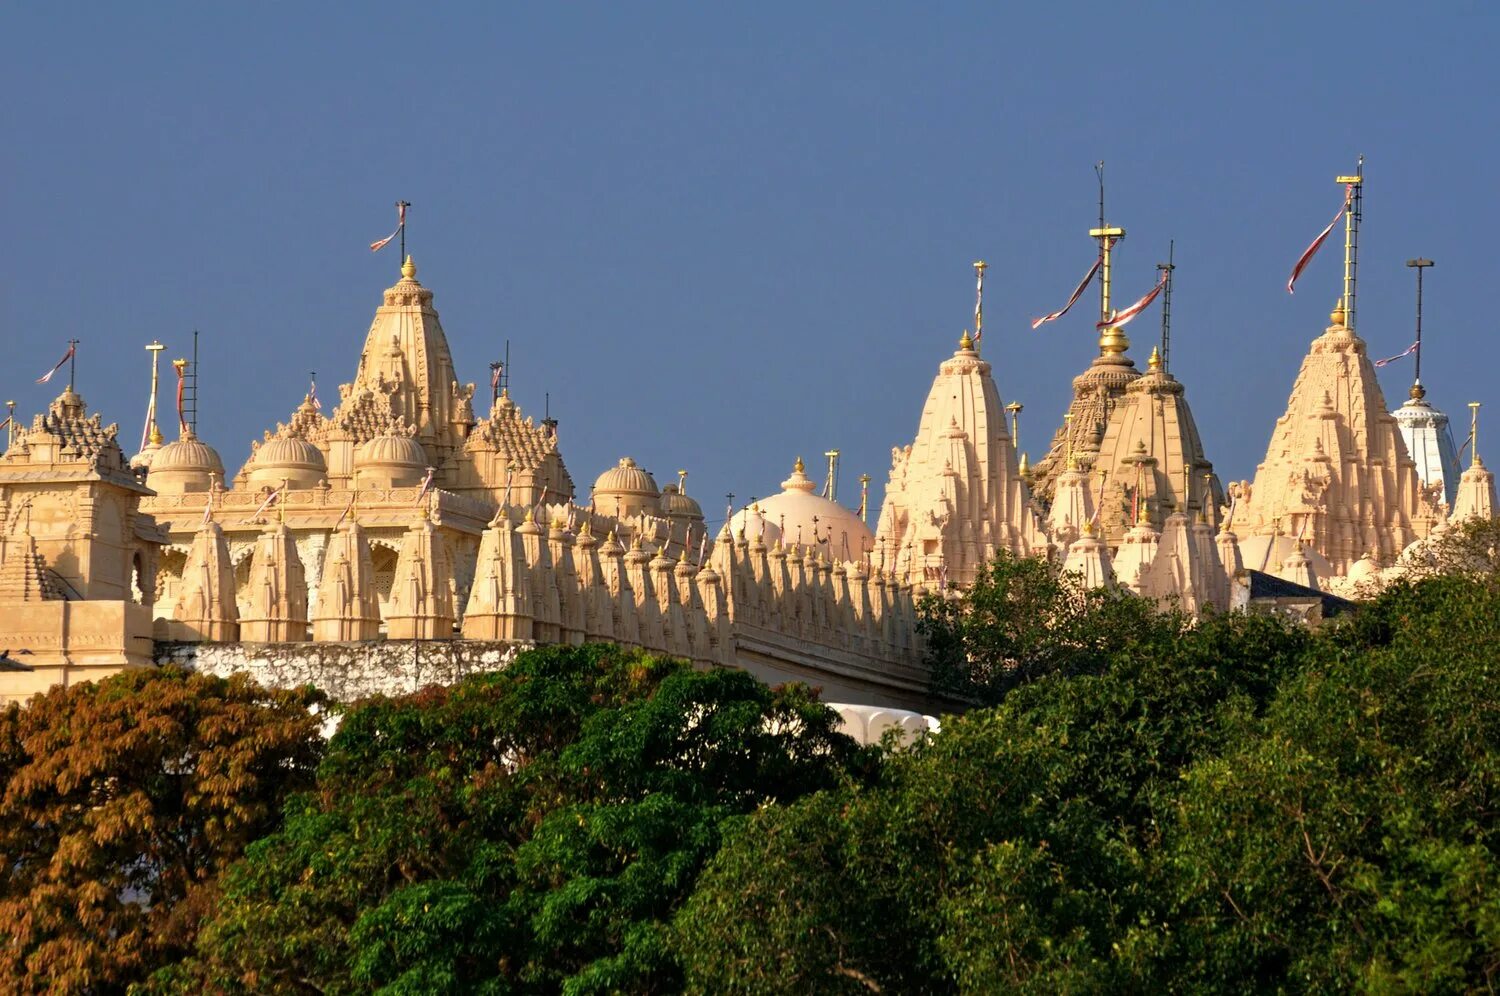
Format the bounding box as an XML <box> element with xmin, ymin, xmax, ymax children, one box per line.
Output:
<box><xmin>676</xmin><ymin>609</ymin><xmax>1309</xmax><ymax>993</ymax></box>
<box><xmin>155</xmin><ymin>643</ymin><xmax>873</xmax><ymax>994</ymax></box>
<box><xmin>1161</xmin><ymin>575</ymin><xmax>1500</xmax><ymax>991</ymax></box>
<box><xmin>0</xmin><ymin>668</ymin><xmax>325</xmax><ymax>994</ymax></box>
<box><xmin>918</xmin><ymin>549</ymin><xmax>1182</xmax><ymax>704</ymax></box>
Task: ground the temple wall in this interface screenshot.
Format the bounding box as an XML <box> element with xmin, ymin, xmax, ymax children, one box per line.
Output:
<box><xmin>154</xmin><ymin>639</ymin><xmax>527</xmax><ymax>702</ymax></box>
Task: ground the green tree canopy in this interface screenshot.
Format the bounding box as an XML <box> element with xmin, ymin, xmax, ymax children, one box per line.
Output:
<box><xmin>155</xmin><ymin>644</ymin><xmax>873</xmax><ymax>994</ymax></box>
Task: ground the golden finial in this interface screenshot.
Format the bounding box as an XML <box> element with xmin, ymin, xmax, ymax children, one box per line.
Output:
<box><xmin>959</xmin><ymin>330</ymin><xmax>973</xmax><ymax>351</ymax></box>
<box><xmin>1018</xmin><ymin>451</ymin><xmax>1030</xmax><ymax>476</ymax></box>
<box><xmin>1330</xmin><ymin>300</ymin><xmax>1346</xmax><ymax>328</ymax></box>
<box><xmin>793</xmin><ymin>455</ymin><xmax>805</xmax><ymax>475</ymax></box>
<box><xmin>523</xmin><ymin>508</ymin><xmax>534</xmax><ymax>524</ymax></box>
<box><xmin>1147</xmin><ymin>345</ymin><xmax>1162</xmax><ymax>371</ymax></box>
<box><xmin>401</xmin><ymin>255</ymin><xmax>416</xmax><ymax>280</ymax></box>
<box><xmin>144</xmin><ymin>340</ymin><xmax>166</xmax><ymax>447</ymax></box>
<box><xmin>1082</xmin><ymin>518</ymin><xmax>1096</xmax><ymax>537</ymax></box>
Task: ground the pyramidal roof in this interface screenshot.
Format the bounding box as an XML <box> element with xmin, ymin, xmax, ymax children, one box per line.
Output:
<box><xmin>1093</xmin><ymin>347</ymin><xmax>1224</xmax><ymax>546</ymax></box>
<box><xmin>1236</xmin><ymin>303</ymin><xmax>1439</xmax><ymax>575</ymax></box>
<box><xmin>344</xmin><ymin>256</ymin><xmax>461</xmax><ymax>450</ymax></box>
<box><xmin>875</xmin><ymin>334</ymin><xmax>1045</xmax><ymax>589</ymax></box>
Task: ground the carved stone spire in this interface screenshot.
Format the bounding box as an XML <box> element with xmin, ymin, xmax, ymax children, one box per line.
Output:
<box><xmin>311</xmin><ymin>521</ymin><xmax>380</xmax><ymax>642</ymax></box>
<box><xmin>1236</xmin><ymin>303</ymin><xmax>1438</xmax><ymax>576</ymax></box>
<box><xmin>876</xmin><ymin>330</ymin><xmax>1044</xmax><ymax>590</ymax></box>
<box><xmin>173</xmin><ymin>519</ymin><xmax>238</xmax><ymax>641</ymax></box>
<box><xmin>241</xmin><ymin>521</ymin><xmax>308</xmax><ymax>642</ymax></box>
<box><xmin>386</xmin><ymin>511</ymin><xmax>456</xmax><ymax>640</ymax></box>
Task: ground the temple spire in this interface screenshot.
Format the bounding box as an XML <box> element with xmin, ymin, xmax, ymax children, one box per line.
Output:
<box><xmin>1337</xmin><ymin>156</ymin><xmax>1364</xmax><ymax>329</ymax></box>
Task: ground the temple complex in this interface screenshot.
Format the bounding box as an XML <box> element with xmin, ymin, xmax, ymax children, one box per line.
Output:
<box><xmin>0</xmin><ymin>166</ymin><xmax>1492</xmax><ymax>709</ymax></box>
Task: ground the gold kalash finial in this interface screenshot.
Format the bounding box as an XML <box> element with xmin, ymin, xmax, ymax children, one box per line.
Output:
<box><xmin>1470</xmin><ymin>402</ymin><xmax>1482</xmax><ymax>469</ymax></box>
<box><xmin>1335</xmin><ymin>155</ymin><xmax>1365</xmax><ymax>330</ymax></box>
<box><xmin>1089</xmin><ymin>161</ymin><xmax>1128</xmax><ymax>357</ymax></box>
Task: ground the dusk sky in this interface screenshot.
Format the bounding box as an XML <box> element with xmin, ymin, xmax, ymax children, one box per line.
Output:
<box><xmin>3</xmin><ymin>4</ymin><xmax>1495</xmax><ymax>523</ymax></box>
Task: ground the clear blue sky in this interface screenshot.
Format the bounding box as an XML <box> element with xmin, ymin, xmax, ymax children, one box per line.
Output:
<box><xmin>3</xmin><ymin>4</ymin><xmax>1494</xmax><ymax>522</ymax></box>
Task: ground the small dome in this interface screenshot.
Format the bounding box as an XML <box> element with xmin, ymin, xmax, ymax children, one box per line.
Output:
<box><xmin>752</xmin><ymin>456</ymin><xmax>875</xmax><ymax>565</ymax></box>
<box><xmin>147</xmin><ymin>429</ymin><xmax>225</xmax><ymax>494</ymax></box>
<box><xmin>355</xmin><ymin>432</ymin><xmax>427</xmax><ymax>488</ymax></box>
<box><xmin>356</xmin><ymin>433</ymin><xmax>426</xmax><ymax>469</ymax></box>
<box><xmin>593</xmin><ymin>457</ymin><xmax>660</xmax><ymax>518</ymax></box>
<box><xmin>594</xmin><ymin>456</ymin><xmax>659</xmax><ymax>497</ymax></box>
<box><xmin>727</xmin><ymin>503</ymin><xmax>782</xmax><ymax>546</ymax></box>
<box><xmin>247</xmin><ymin>432</ymin><xmax>326</xmax><ymax>489</ymax></box>
<box><xmin>660</xmin><ymin>483</ymin><xmax>704</xmax><ymax>520</ymax></box>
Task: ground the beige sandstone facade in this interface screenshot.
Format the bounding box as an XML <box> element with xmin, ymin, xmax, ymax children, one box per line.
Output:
<box><xmin>1234</xmin><ymin>303</ymin><xmax>1442</xmax><ymax>578</ymax></box>
<box><xmin>0</xmin><ymin>388</ymin><xmax>165</xmax><ymax>702</ymax></box>
<box><xmin>1</xmin><ymin>239</ymin><xmax>1493</xmax><ymax>709</ymax></box>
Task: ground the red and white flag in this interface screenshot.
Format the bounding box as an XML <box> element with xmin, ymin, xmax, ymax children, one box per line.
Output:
<box><xmin>334</xmin><ymin>491</ymin><xmax>356</xmax><ymax>529</ymax></box>
<box><xmin>175</xmin><ymin>362</ymin><xmax>188</xmax><ymax>435</ymax></box>
<box><xmin>369</xmin><ymin>202</ymin><xmax>407</xmax><ymax>253</ymax></box>
<box><xmin>1373</xmin><ymin>340</ymin><xmax>1420</xmax><ymax>368</ymax></box>
<box><xmin>1098</xmin><ymin>271</ymin><xmax>1168</xmax><ymax>330</ymax></box>
<box><xmin>414</xmin><ymin>466</ymin><xmax>436</xmax><ymax>506</ymax></box>
<box><xmin>490</xmin><ymin>362</ymin><xmax>503</xmax><ymax>392</ymax></box>
<box><xmin>139</xmin><ymin>395</ymin><xmax>156</xmax><ymax>452</ymax></box>
<box><xmin>1033</xmin><ymin>257</ymin><xmax>1103</xmax><ymax>329</ymax></box>
<box><xmin>308</xmin><ymin>379</ymin><xmax>322</xmax><ymax>411</ymax></box>
<box><xmin>35</xmin><ymin>344</ymin><xmax>74</xmax><ymax>384</ymax></box>
<box><xmin>244</xmin><ymin>485</ymin><xmax>283</xmax><ymax>522</ymax></box>
<box><xmin>1287</xmin><ymin>185</ymin><xmax>1353</xmax><ymax>295</ymax></box>
<box><xmin>972</xmin><ymin>264</ymin><xmax>985</xmax><ymax>343</ymax></box>
<box><xmin>201</xmin><ymin>495</ymin><xmax>214</xmax><ymax>527</ymax></box>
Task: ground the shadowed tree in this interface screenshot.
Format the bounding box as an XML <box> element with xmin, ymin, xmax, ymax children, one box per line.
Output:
<box><xmin>0</xmin><ymin>668</ymin><xmax>325</xmax><ymax>994</ymax></box>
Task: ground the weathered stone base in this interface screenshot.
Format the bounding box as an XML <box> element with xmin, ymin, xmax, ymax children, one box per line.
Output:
<box><xmin>154</xmin><ymin>639</ymin><xmax>530</xmax><ymax>702</ymax></box>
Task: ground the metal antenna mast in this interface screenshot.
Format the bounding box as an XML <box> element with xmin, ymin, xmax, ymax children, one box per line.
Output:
<box><xmin>1336</xmin><ymin>156</ymin><xmax>1365</xmax><ymax>329</ymax></box>
<box><xmin>1406</xmin><ymin>257</ymin><xmax>1434</xmax><ymax>398</ymax></box>
<box><xmin>1157</xmin><ymin>241</ymin><xmax>1176</xmax><ymax>370</ymax></box>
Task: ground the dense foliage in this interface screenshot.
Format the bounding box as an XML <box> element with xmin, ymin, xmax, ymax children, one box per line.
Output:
<box><xmin>6</xmin><ymin>562</ymin><xmax>1500</xmax><ymax>993</ymax></box>
<box><xmin>678</xmin><ymin>570</ymin><xmax>1500</xmax><ymax>993</ymax></box>
<box><xmin>148</xmin><ymin>644</ymin><xmax>872</xmax><ymax>994</ymax></box>
<box><xmin>0</xmin><ymin>669</ymin><xmax>325</xmax><ymax>993</ymax></box>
